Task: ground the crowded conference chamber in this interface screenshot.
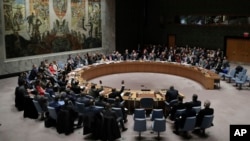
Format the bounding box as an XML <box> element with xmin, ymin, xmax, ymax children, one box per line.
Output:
<box><xmin>1</xmin><ymin>0</ymin><xmax>250</xmax><ymax>141</ymax></box>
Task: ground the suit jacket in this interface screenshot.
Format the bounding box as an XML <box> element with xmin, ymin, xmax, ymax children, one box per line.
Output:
<box><xmin>170</xmin><ymin>102</ymin><xmax>186</xmax><ymax>120</ymax></box>
<box><xmin>165</xmin><ymin>89</ymin><xmax>179</xmax><ymax>102</ymax></box>
<box><xmin>88</xmin><ymin>86</ymin><xmax>103</xmax><ymax>99</ymax></box>
<box><xmin>196</xmin><ymin>107</ymin><xmax>214</xmax><ymax>126</ymax></box>
<box><xmin>190</xmin><ymin>100</ymin><xmax>202</xmax><ymax>107</ymax></box>
<box><xmin>15</xmin><ymin>85</ymin><xmax>29</xmax><ymax>111</ymax></box>
<box><xmin>109</xmin><ymin>85</ymin><xmax>125</xmax><ymax>101</ymax></box>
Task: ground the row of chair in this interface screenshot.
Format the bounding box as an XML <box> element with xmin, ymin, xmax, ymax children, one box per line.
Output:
<box><xmin>132</xmin><ymin>108</ymin><xmax>214</xmax><ymax>139</ymax></box>
<box><xmin>219</xmin><ymin>68</ymin><xmax>249</xmax><ymax>89</ymax></box>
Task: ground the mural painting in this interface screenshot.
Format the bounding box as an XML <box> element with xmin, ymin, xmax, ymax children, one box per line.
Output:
<box><xmin>4</xmin><ymin>0</ymin><xmax>102</xmax><ymax>59</ymax></box>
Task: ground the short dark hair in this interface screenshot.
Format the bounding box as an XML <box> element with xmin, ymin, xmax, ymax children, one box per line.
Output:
<box><xmin>192</xmin><ymin>94</ymin><xmax>198</xmax><ymax>101</ymax></box>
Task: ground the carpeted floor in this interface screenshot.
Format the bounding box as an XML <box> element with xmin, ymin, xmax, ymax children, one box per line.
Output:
<box><xmin>0</xmin><ymin>63</ymin><xmax>249</xmax><ymax>141</ymax></box>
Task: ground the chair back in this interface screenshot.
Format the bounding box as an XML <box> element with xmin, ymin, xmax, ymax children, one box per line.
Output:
<box><xmin>181</xmin><ymin>116</ymin><xmax>196</xmax><ymax>132</ymax></box>
<box><xmin>32</xmin><ymin>100</ymin><xmax>43</xmax><ymax>114</ymax></box>
<box><xmin>112</xmin><ymin>107</ymin><xmax>123</xmax><ymax>121</ymax></box>
<box><xmin>152</xmin><ymin>118</ymin><xmax>166</xmax><ymax>132</ymax></box>
<box><xmin>107</xmin><ymin>98</ymin><xmax>116</xmax><ymax>104</ymax></box>
<box><xmin>175</xmin><ymin>108</ymin><xmax>186</xmax><ymax>118</ymax></box>
<box><xmin>140</xmin><ymin>98</ymin><xmax>154</xmax><ymax>109</ymax></box>
<box><xmin>94</xmin><ymin>105</ymin><xmax>104</xmax><ymax>112</ymax></box>
<box><xmin>226</xmin><ymin>69</ymin><xmax>236</xmax><ymax>77</ymax></box>
<box><xmin>134</xmin><ymin>118</ymin><xmax>147</xmax><ymax>132</ymax></box>
<box><xmin>47</xmin><ymin>106</ymin><xmax>57</xmax><ymax>120</ymax></box>
<box><xmin>44</xmin><ymin>92</ymin><xmax>53</xmax><ymax>102</ymax></box>
<box><xmin>230</xmin><ymin>68</ymin><xmax>236</xmax><ymax>75</ymax></box>
<box><xmin>75</xmin><ymin>102</ymin><xmax>85</xmax><ymax>114</ymax></box>
<box><xmin>133</xmin><ymin>108</ymin><xmax>146</xmax><ymax>119</ymax></box>
<box><xmin>200</xmin><ymin>115</ymin><xmax>214</xmax><ymax>129</ymax></box>
<box><xmin>150</xmin><ymin>109</ymin><xmax>164</xmax><ymax>121</ymax></box>
<box><xmin>241</xmin><ymin>75</ymin><xmax>248</xmax><ymax>82</ymax></box>
<box><xmin>192</xmin><ymin>106</ymin><xmax>201</xmax><ymax>115</ymax></box>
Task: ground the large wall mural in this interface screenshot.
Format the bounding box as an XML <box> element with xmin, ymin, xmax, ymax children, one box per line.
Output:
<box><xmin>3</xmin><ymin>0</ymin><xmax>102</xmax><ymax>59</ymax></box>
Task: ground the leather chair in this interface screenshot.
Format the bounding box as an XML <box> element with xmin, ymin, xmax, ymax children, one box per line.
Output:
<box><xmin>152</xmin><ymin>118</ymin><xmax>166</xmax><ymax>139</ymax></box>
<box><xmin>134</xmin><ymin>118</ymin><xmax>147</xmax><ymax>139</ymax></box>
<box><xmin>200</xmin><ymin>115</ymin><xmax>214</xmax><ymax>136</ymax></box>
<box><xmin>179</xmin><ymin>116</ymin><xmax>196</xmax><ymax>138</ymax></box>
<box><xmin>150</xmin><ymin>109</ymin><xmax>164</xmax><ymax>121</ymax></box>
<box><xmin>33</xmin><ymin>100</ymin><xmax>43</xmax><ymax>114</ymax></box>
<box><xmin>47</xmin><ymin>106</ymin><xmax>57</xmax><ymax>121</ymax></box>
<box><xmin>140</xmin><ymin>98</ymin><xmax>154</xmax><ymax>115</ymax></box>
<box><xmin>192</xmin><ymin>106</ymin><xmax>201</xmax><ymax>115</ymax></box>
<box><xmin>133</xmin><ymin>108</ymin><xmax>146</xmax><ymax>120</ymax></box>
<box><xmin>75</xmin><ymin>102</ymin><xmax>85</xmax><ymax>115</ymax></box>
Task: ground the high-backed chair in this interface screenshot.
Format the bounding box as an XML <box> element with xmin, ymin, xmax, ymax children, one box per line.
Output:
<box><xmin>150</xmin><ymin>109</ymin><xmax>164</xmax><ymax>121</ymax></box>
<box><xmin>219</xmin><ymin>67</ymin><xmax>230</xmax><ymax>80</ymax></box>
<box><xmin>32</xmin><ymin>100</ymin><xmax>43</xmax><ymax>115</ymax></box>
<box><xmin>75</xmin><ymin>102</ymin><xmax>85</xmax><ymax>115</ymax></box>
<box><xmin>235</xmin><ymin>75</ymin><xmax>248</xmax><ymax>90</ymax></box>
<box><xmin>112</xmin><ymin>107</ymin><xmax>123</xmax><ymax>122</ymax></box>
<box><xmin>224</xmin><ymin>68</ymin><xmax>236</xmax><ymax>83</ymax></box>
<box><xmin>175</xmin><ymin>109</ymin><xmax>186</xmax><ymax>119</ymax></box>
<box><xmin>200</xmin><ymin>115</ymin><xmax>214</xmax><ymax>136</ymax></box>
<box><xmin>133</xmin><ymin>108</ymin><xmax>146</xmax><ymax>120</ymax></box>
<box><xmin>47</xmin><ymin>106</ymin><xmax>57</xmax><ymax>121</ymax></box>
<box><xmin>134</xmin><ymin>118</ymin><xmax>147</xmax><ymax>139</ymax></box>
<box><xmin>179</xmin><ymin>116</ymin><xmax>196</xmax><ymax>138</ymax></box>
<box><xmin>140</xmin><ymin>98</ymin><xmax>154</xmax><ymax>115</ymax></box>
<box><xmin>192</xmin><ymin>106</ymin><xmax>201</xmax><ymax>115</ymax></box>
<box><xmin>152</xmin><ymin>118</ymin><xmax>166</xmax><ymax>139</ymax></box>
<box><xmin>165</xmin><ymin>99</ymin><xmax>178</xmax><ymax>116</ymax></box>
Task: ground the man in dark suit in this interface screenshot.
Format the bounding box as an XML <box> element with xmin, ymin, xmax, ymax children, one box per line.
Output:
<box><xmin>102</xmin><ymin>103</ymin><xmax>127</xmax><ymax>132</ymax></box>
<box><xmin>169</xmin><ymin>96</ymin><xmax>186</xmax><ymax>121</ymax></box>
<box><xmin>108</xmin><ymin>80</ymin><xmax>125</xmax><ymax>102</ymax></box>
<box><xmin>95</xmin><ymin>95</ymin><xmax>107</xmax><ymax>107</ymax></box>
<box><xmin>15</xmin><ymin>79</ymin><xmax>29</xmax><ymax>111</ymax></box>
<box><xmin>165</xmin><ymin>86</ymin><xmax>179</xmax><ymax>103</ymax></box>
<box><xmin>76</xmin><ymin>92</ymin><xmax>92</xmax><ymax>107</ymax></box>
<box><xmin>196</xmin><ymin>100</ymin><xmax>214</xmax><ymax>127</ymax></box>
<box><xmin>189</xmin><ymin>94</ymin><xmax>201</xmax><ymax>107</ymax></box>
<box><xmin>88</xmin><ymin>81</ymin><xmax>103</xmax><ymax>99</ymax></box>
<box><xmin>112</xmin><ymin>96</ymin><xmax>128</xmax><ymax>123</ymax></box>
<box><xmin>173</xmin><ymin>102</ymin><xmax>196</xmax><ymax>135</ymax></box>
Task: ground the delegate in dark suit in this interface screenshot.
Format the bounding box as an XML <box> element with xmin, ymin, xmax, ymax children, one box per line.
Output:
<box><xmin>169</xmin><ymin>96</ymin><xmax>186</xmax><ymax>120</ymax></box>
<box><xmin>196</xmin><ymin>100</ymin><xmax>214</xmax><ymax>127</ymax></box>
<box><xmin>108</xmin><ymin>80</ymin><xmax>125</xmax><ymax>102</ymax></box>
<box><xmin>88</xmin><ymin>82</ymin><xmax>103</xmax><ymax>99</ymax></box>
<box><xmin>165</xmin><ymin>86</ymin><xmax>179</xmax><ymax>102</ymax></box>
<box><xmin>173</xmin><ymin>103</ymin><xmax>196</xmax><ymax>134</ymax></box>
